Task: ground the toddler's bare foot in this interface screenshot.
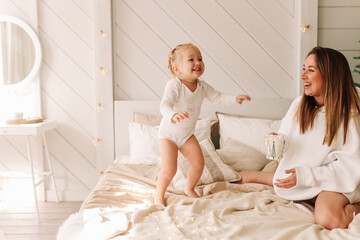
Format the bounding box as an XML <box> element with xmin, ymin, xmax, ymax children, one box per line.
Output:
<box><xmin>184</xmin><ymin>188</ymin><xmax>200</xmax><ymax>198</ymax></box>
<box><xmin>155</xmin><ymin>194</ymin><xmax>166</xmax><ymax>206</ymax></box>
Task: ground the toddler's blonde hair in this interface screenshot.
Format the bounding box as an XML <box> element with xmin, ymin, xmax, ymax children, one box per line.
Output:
<box><xmin>168</xmin><ymin>43</ymin><xmax>199</xmax><ymax>76</ymax></box>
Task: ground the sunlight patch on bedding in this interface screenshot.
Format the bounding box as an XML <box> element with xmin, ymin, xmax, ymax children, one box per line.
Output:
<box><xmin>82</xmin><ymin>207</ymin><xmax>129</xmax><ymax>240</ymax></box>
<box><xmin>116</xmin><ymin>179</ymin><xmax>154</xmax><ymax>193</ymax></box>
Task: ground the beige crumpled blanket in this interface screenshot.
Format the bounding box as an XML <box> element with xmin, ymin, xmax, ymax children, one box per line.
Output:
<box><xmin>78</xmin><ymin>163</ymin><xmax>360</xmax><ymax>240</ymax></box>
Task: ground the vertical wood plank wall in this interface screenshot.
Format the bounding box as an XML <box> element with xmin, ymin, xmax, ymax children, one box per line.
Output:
<box><xmin>0</xmin><ymin>0</ymin><xmax>358</xmax><ymax>201</ymax></box>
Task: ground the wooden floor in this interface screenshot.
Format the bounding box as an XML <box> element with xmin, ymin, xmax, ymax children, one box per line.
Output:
<box><xmin>0</xmin><ymin>201</ymin><xmax>82</xmax><ymax>240</ymax></box>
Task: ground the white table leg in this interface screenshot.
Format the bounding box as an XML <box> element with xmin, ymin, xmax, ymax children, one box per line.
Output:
<box><xmin>27</xmin><ymin>136</ymin><xmax>40</xmax><ymax>223</ymax></box>
<box><xmin>36</xmin><ymin>134</ymin><xmax>45</xmax><ymax>201</ymax></box>
<box><xmin>42</xmin><ymin>133</ymin><xmax>60</xmax><ymax>203</ymax></box>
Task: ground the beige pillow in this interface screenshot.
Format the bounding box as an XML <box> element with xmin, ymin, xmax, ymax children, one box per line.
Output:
<box><xmin>210</xmin><ymin>119</ymin><xmax>220</xmax><ymax>149</ymax></box>
<box><xmin>261</xmin><ymin>160</ymin><xmax>278</xmax><ymax>173</ymax></box>
<box><xmin>216</xmin><ymin>138</ymin><xmax>271</xmax><ymax>172</ymax></box>
<box><xmin>133</xmin><ymin>112</ymin><xmax>162</xmax><ymax>126</ymax></box>
<box><xmin>172</xmin><ymin>138</ymin><xmax>241</xmax><ymax>190</ymax></box>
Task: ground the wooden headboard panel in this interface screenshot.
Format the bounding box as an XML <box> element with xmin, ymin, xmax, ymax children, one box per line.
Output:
<box><xmin>114</xmin><ymin>98</ymin><xmax>293</xmax><ymax>157</ymax></box>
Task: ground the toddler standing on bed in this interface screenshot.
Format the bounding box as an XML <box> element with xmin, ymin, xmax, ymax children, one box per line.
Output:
<box><xmin>155</xmin><ymin>43</ymin><xmax>251</xmax><ymax>205</ymax></box>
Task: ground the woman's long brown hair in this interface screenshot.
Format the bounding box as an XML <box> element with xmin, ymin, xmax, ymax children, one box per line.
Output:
<box><xmin>296</xmin><ymin>46</ymin><xmax>360</xmax><ymax>146</ymax></box>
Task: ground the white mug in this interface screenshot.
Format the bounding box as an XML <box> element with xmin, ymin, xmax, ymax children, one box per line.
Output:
<box><xmin>9</xmin><ymin>112</ymin><xmax>23</xmax><ymax>120</ymax></box>
<box><xmin>264</xmin><ymin>133</ymin><xmax>287</xmax><ymax>161</ymax></box>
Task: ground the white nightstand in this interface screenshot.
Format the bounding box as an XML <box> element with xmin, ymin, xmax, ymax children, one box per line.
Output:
<box><xmin>0</xmin><ymin>119</ymin><xmax>60</xmax><ymax>223</ymax></box>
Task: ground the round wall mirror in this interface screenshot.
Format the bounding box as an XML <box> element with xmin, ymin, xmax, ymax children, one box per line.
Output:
<box><xmin>0</xmin><ymin>15</ymin><xmax>42</xmax><ymax>91</ymax></box>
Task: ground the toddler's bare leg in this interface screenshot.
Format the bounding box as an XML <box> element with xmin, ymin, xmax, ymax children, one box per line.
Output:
<box><xmin>180</xmin><ymin>135</ymin><xmax>204</xmax><ymax>198</ymax></box>
<box><xmin>156</xmin><ymin>139</ymin><xmax>178</xmax><ymax>206</ymax></box>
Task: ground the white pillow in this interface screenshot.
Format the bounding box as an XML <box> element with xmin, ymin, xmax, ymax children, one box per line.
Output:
<box><xmin>172</xmin><ymin>138</ymin><xmax>241</xmax><ymax>190</ymax></box>
<box><xmin>217</xmin><ymin>113</ymin><xmax>281</xmax><ymax>154</ymax></box>
<box><xmin>129</xmin><ymin>123</ymin><xmax>159</xmax><ymax>156</ymax></box>
<box><xmin>127</xmin><ymin>118</ymin><xmax>212</xmax><ymax>165</ymax></box>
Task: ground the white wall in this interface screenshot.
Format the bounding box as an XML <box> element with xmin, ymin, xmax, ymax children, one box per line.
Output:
<box><xmin>39</xmin><ymin>0</ymin><xmax>98</xmax><ymax>200</ymax></box>
<box><xmin>318</xmin><ymin>0</ymin><xmax>360</xmax><ymax>83</ymax></box>
<box><xmin>1</xmin><ymin>0</ymin><xmax>358</xmax><ymax>201</ymax></box>
<box><xmin>113</xmin><ymin>0</ymin><xmax>298</xmax><ymax>101</ymax></box>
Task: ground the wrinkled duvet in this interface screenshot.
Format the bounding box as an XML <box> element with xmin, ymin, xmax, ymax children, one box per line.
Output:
<box><xmin>57</xmin><ymin>163</ymin><xmax>360</xmax><ymax>240</ymax></box>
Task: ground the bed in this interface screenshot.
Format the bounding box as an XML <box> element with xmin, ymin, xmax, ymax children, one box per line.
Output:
<box><xmin>57</xmin><ymin>99</ymin><xmax>360</xmax><ymax>240</ymax></box>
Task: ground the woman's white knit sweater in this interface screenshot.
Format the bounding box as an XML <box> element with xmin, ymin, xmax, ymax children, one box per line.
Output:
<box><xmin>274</xmin><ymin>96</ymin><xmax>360</xmax><ymax>201</ymax></box>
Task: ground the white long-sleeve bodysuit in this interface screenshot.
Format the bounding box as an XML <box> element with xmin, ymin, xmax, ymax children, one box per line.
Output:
<box><xmin>274</xmin><ymin>96</ymin><xmax>360</xmax><ymax>203</ymax></box>
<box><xmin>159</xmin><ymin>77</ymin><xmax>236</xmax><ymax>147</ymax></box>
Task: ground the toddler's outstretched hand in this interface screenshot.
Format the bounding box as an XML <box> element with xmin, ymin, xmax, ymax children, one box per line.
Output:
<box><xmin>236</xmin><ymin>95</ymin><xmax>251</xmax><ymax>104</ymax></box>
<box><xmin>172</xmin><ymin>111</ymin><xmax>189</xmax><ymax>123</ymax></box>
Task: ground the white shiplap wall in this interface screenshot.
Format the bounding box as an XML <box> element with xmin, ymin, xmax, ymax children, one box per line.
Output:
<box><xmin>113</xmin><ymin>0</ymin><xmax>297</xmax><ymax>101</ymax></box>
<box><xmin>318</xmin><ymin>0</ymin><xmax>360</xmax><ymax>83</ymax></box>
<box><xmin>3</xmin><ymin>0</ymin><xmax>357</xmax><ymax>201</ymax></box>
<box><xmin>39</xmin><ymin>0</ymin><xmax>98</xmax><ymax>200</ymax></box>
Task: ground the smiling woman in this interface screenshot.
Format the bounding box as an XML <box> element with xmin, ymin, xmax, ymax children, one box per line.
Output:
<box><xmin>237</xmin><ymin>46</ymin><xmax>360</xmax><ymax>230</ymax></box>
<box><xmin>301</xmin><ymin>54</ymin><xmax>324</xmax><ymax>106</ymax></box>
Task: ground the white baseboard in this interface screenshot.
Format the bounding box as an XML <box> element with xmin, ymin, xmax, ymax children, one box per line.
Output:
<box><xmin>46</xmin><ymin>189</ymin><xmax>90</xmax><ymax>201</ymax></box>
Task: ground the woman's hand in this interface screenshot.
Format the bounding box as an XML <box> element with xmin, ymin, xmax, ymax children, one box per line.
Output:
<box><xmin>236</xmin><ymin>95</ymin><xmax>251</xmax><ymax>104</ymax></box>
<box><xmin>172</xmin><ymin>112</ymin><xmax>189</xmax><ymax>123</ymax></box>
<box><xmin>274</xmin><ymin>168</ymin><xmax>297</xmax><ymax>188</ymax></box>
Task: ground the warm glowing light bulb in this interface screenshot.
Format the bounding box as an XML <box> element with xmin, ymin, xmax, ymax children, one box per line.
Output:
<box><xmin>99</xmin><ymin>30</ymin><xmax>108</xmax><ymax>37</ymax></box>
<box><xmin>99</xmin><ymin>67</ymin><xmax>108</xmax><ymax>74</ymax></box>
<box><xmin>92</xmin><ymin>138</ymin><xmax>100</xmax><ymax>146</ymax></box>
<box><xmin>97</xmin><ymin>103</ymin><xmax>103</xmax><ymax>111</ymax></box>
<box><xmin>301</xmin><ymin>24</ymin><xmax>310</xmax><ymax>32</ymax></box>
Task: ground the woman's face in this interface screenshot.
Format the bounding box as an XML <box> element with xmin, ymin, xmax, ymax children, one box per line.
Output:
<box><xmin>301</xmin><ymin>54</ymin><xmax>324</xmax><ymax>105</ymax></box>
